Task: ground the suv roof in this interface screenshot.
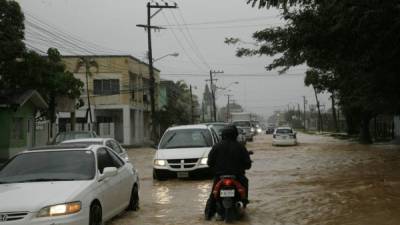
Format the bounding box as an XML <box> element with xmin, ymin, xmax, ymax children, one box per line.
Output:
<box><xmin>168</xmin><ymin>124</ymin><xmax>209</xmax><ymax>130</ymax></box>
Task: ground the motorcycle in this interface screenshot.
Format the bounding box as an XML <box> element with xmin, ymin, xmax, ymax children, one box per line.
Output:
<box><xmin>212</xmin><ymin>175</ymin><xmax>248</xmax><ymax>223</ymax></box>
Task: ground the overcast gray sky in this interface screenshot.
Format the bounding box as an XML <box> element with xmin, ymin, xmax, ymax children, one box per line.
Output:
<box><xmin>17</xmin><ymin>0</ymin><xmax>330</xmax><ymax>120</ymax></box>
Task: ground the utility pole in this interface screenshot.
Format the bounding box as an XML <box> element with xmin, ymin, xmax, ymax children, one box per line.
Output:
<box><xmin>303</xmin><ymin>96</ymin><xmax>307</xmax><ymax>130</ymax></box>
<box><xmin>190</xmin><ymin>85</ymin><xmax>194</xmax><ymax>124</ymax></box>
<box><xmin>206</xmin><ymin>70</ymin><xmax>223</xmax><ymax>122</ymax></box>
<box><xmin>137</xmin><ymin>2</ymin><xmax>177</xmax><ymax>141</ymax></box>
<box><xmin>226</xmin><ymin>94</ymin><xmax>233</xmax><ymax>122</ymax></box>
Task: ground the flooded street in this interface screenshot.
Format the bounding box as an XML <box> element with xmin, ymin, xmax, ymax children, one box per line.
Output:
<box><xmin>108</xmin><ymin>133</ymin><xmax>400</xmax><ymax>225</ymax></box>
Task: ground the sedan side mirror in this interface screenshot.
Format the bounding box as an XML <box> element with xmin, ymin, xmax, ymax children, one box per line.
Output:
<box><xmin>99</xmin><ymin>167</ymin><xmax>117</xmax><ymax>181</ymax></box>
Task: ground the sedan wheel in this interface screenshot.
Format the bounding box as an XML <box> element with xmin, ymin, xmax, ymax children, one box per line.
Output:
<box><xmin>127</xmin><ymin>185</ymin><xmax>139</xmax><ymax>211</ymax></box>
<box><xmin>89</xmin><ymin>203</ymin><xmax>102</xmax><ymax>225</ymax></box>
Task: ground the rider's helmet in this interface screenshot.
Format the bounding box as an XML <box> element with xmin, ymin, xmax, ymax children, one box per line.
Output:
<box><xmin>221</xmin><ymin>125</ymin><xmax>239</xmax><ymax>140</ymax></box>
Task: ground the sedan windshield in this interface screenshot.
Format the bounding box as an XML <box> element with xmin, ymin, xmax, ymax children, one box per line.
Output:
<box><xmin>159</xmin><ymin>129</ymin><xmax>213</xmax><ymax>149</ymax></box>
<box><xmin>0</xmin><ymin>150</ymin><xmax>95</xmax><ymax>183</ymax></box>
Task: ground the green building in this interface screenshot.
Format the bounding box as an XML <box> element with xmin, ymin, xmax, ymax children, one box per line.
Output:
<box><xmin>0</xmin><ymin>90</ymin><xmax>48</xmax><ymax>162</ymax></box>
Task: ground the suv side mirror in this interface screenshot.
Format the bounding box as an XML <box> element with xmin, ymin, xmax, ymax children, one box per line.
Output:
<box><xmin>99</xmin><ymin>167</ymin><xmax>117</xmax><ymax>181</ymax></box>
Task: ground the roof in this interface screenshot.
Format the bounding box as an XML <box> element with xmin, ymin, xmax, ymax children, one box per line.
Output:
<box><xmin>61</xmin><ymin>138</ymin><xmax>111</xmax><ymax>143</ymax></box>
<box><xmin>28</xmin><ymin>144</ymin><xmax>95</xmax><ymax>151</ymax></box>
<box><xmin>205</xmin><ymin>122</ymin><xmax>229</xmax><ymax>126</ymax></box>
<box><xmin>168</xmin><ymin>124</ymin><xmax>209</xmax><ymax>130</ymax></box>
<box><xmin>61</xmin><ymin>54</ymin><xmax>161</xmax><ymax>72</ymax></box>
<box><xmin>276</xmin><ymin>126</ymin><xmax>293</xmax><ymax>129</ymax></box>
<box><xmin>0</xmin><ymin>90</ymin><xmax>48</xmax><ymax>109</ymax></box>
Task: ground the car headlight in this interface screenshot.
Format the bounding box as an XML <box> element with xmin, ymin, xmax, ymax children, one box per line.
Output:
<box><xmin>154</xmin><ymin>159</ymin><xmax>167</xmax><ymax>167</ymax></box>
<box><xmin>200</xmin><ymin>157</ymin><xmax>208</xmax><ymax>165</ymax></box>
<box><xmin>250</xmin><ymin>128</ymin><xmax>255</xmax><ymax>132</ymax></box>
<box><xmin>37</xmin><ymin>202</ymin><xmax>81</xmax><ymax>217</ymax></box>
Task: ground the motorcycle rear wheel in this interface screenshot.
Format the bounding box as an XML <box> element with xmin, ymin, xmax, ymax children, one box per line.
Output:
<box><xmin>224</xmin><ymin>207</ymin><xmax>236</xmax><ymax>223</ymax></box>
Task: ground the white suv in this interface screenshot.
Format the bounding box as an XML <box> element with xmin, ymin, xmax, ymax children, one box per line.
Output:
<box><xmin>153</xmin><ymin>125</ymin><xmax>219</xmax><ymax>180</ymax></box>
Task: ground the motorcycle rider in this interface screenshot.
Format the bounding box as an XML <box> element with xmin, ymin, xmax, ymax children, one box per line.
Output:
<box><xmin>205</xmin><ymin>125</ymin><xmax>252</xmax><ymax>220</ymax></box>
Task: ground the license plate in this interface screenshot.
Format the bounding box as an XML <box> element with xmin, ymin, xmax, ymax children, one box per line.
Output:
<box><xmin>220</xmin><ymin>189</ymin><xmax>235</xmax><ymax>197</ymax></box>
<box><xmin>177</xmin><ymin>172</ymin><xmax>189</xmax><ymax>178</ymax></box>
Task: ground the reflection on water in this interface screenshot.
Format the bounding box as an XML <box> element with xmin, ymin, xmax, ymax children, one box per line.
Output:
<box><xmin>197</xmin><ymin>183</ymin><xmax>211</xmax><ymax>210</ymax></box>
<box><xmin>108</xmin><ymin>134</ymin><xmax>400</xmax><ymax>225</ymax></box>
<box><xmin>154</xmin><ymin>185</ymin><xmax>172</xmax><ymax>205</ymax></box>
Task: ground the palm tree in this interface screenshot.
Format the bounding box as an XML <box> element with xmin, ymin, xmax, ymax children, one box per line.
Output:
<box><xmin>74</xmin><ymin>57</ymin><xmax>98</xmax><ymax>129</ymax></box>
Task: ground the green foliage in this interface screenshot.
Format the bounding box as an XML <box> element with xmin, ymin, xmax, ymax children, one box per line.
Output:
<box><xmin>230</xmin><ymin>0</ymin><xmax>400</xmax><ymax>143</ymax></box>
<box><xmin>0</xmin><ymin>0</ymin><xmax>25</xmax><ymax>63</ymax></box>
<box><xmin>157</xmin><ymin>81</ymin><xmax>199</xmax><ymax>133</ymax></box>
<box><xmin>0</xmin><ymin>1</ymin><xmax>83</xmax><ymax>123</ymax></box>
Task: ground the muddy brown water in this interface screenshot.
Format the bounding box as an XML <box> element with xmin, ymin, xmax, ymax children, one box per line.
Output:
<box><xmin>107</xmin><ymin>133</ymin><xmax>400</xmax><ymax>225</ymax></box>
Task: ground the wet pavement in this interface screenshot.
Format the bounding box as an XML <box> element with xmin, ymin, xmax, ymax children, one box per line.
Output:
<box><xmin>107</xmin><ymin>133</ymin><xmax>400</xmax><ymax>225</ymax></box>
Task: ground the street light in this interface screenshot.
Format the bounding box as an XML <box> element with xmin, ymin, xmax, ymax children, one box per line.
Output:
<box><xmin>153</xmin><ymin>52</ymin><xmax>179</xmax><ymax>62</ymax></box>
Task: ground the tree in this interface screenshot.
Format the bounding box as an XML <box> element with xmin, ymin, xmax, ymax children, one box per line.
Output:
<box><xmin>157</xmin><ymin>80</ymin><xmax>199</xmax><ymax>136</ymax></box>
<box><xmin>227</xmin><ymin>0</ymin><xmax>400</xmax><ymax>143</ymax></box>
<box><xmin>0</xmin><ymin>0</ymin><xmax>25</xmax><ymax>88</ymax></box>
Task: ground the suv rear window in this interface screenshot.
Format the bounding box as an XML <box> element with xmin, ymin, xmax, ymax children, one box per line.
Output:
<box><xmin>232</xmin><ymin>121</ymin><xmax>251</xmax><ymax>127</ymax></box>
<box><xmin>276</xmin><ymin>129</ymin><xmax>293</xmax><ymax>134</ymax></box>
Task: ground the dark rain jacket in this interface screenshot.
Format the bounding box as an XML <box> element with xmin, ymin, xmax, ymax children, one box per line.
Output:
<box><xmin>207</xmin><ymin>137</ymin><xmax>252</xmax><ymax>176</ymax></box>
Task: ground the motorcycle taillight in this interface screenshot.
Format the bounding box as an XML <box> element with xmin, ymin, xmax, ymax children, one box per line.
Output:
<box><xmin>223</xmin><ymin>179</ymin><xmax>234</xmax><ymax>186</ymax></box>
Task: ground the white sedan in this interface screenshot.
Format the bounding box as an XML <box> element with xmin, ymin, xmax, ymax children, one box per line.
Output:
<box><xmin>61</xmin><ymin>138</ymin><xmax>129</xmax><ymax>162</ymax></box>
<box><xmin>0</xmin><ymin>144</ymin><xmax>139</xmax><ymax>225</ymax></box>
<box><xmin>272</xmin><ymin>127</ymin><xmax>298</xmax><ymax>146</ymax></box>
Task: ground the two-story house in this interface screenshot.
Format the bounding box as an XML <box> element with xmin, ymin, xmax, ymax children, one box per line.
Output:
<box><xmin>58</xmin><ymin>55</ymin><xmax>160</xmax><ymax>146</ymax></box>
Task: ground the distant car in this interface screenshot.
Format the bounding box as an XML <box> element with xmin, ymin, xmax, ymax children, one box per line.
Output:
<box><xmin>52</xmin><ymin>131</ymin><xmax>97</xmax><ymax>145</ymax></box>
<box><xmin>272</xmin><ymin>127</ymin><xmax>297</xmax><ymax>146</ymax></box>
<box><xmin>266</xmin><ymin>126</ymin><xmax>275</xmax><ymax>134</ymax></box>
<box><xmin>232</xmin><ymin>120</ymin><xmax>255</xmax><ymax>142</ymax></box>
<box><xmin>0</xmin><ymin>144</ymin><xmax>139</xmax><ymax>225</ymax></box>
<box><xmin>61</xmin><ymin>138</ymin><xmax>129</xmax><ymax>162</ymax></box>
<box><xmin>252</xmin><ymin>121</ymin><xmax>263</xmax><ymax>134</ymax></box>
<box><xmin>206</xmin><ymin>122</ymin><xmax>246</xmax><ymax>145</ymax></box>
<box><xmin>153</xmin><ymin>124</ymin><xmax>219</xmax><ymax>180</ymax></box>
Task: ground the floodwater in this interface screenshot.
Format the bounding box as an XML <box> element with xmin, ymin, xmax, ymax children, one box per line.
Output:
<box><xmin>107</xmin><ymin>133</ymin><xmax>400</xmax><ymax>225</ymax></box>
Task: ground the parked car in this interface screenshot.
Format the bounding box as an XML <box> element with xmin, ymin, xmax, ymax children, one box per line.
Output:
<box><xmin>61</xmin><ymin>138</ymin><xmax>129</xmax><ymax>162</ymax></box>
<box><xmin>205</xmin><ymin>122</ymin><xmax>246</xmax><ymax>145</ymax></box>
<box><xmin>0</xmin><ymin>144</ymin><xmax>139</xmax><ymax>225</ymax></box>
<box><xmin>51</xmin><ymin>131</ymin><xmax>97</xmax><ymax>145</ymax></box>
<box><xmin>153</xmin><ymin>124</ymin><xmax>219</xmax><ymax>180</ymax></box>
<box><xmin>232</xmin><ymin>120</ymin><xmax>255</xmax><ymax>142</ymax></box>
<box><xmin>272</xmin><ymin>127</ymin><xmax>297</xmax><ymax>146</ymax></box>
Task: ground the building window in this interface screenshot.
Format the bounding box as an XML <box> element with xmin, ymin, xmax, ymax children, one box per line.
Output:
<box><xmin>12</xmin><ymin>118</ymin><xmax>24</xmax><ymax>140</ymax></box>
<box><xmin>93</xmin><ymin>79</ymin><xmax>120</xmax><ymax>95</ymax></box>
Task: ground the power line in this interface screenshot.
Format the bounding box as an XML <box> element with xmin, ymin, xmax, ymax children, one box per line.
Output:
<box><xmin>172</xmin><ymin>9</ymin><xmax>211</xmax><ymax>69</ymax></box>
<box><xmin>161</xmin><ymin>11</ymin><xmax>208</xmax><ymax>72</ymax></box>
<box><xmin>160</xmin><ymin>15</ymin><xmax>280</xmax><ymax>26</ymax></box>
<box><xmin>160</xmin><ymin>72</ymin><xmax>305</xmax><ymax>77</ymax></box>
<box><xmin>23</xmin><ymin>10</ymin><xmax>130</xmax><ymax>55</ymax></box>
